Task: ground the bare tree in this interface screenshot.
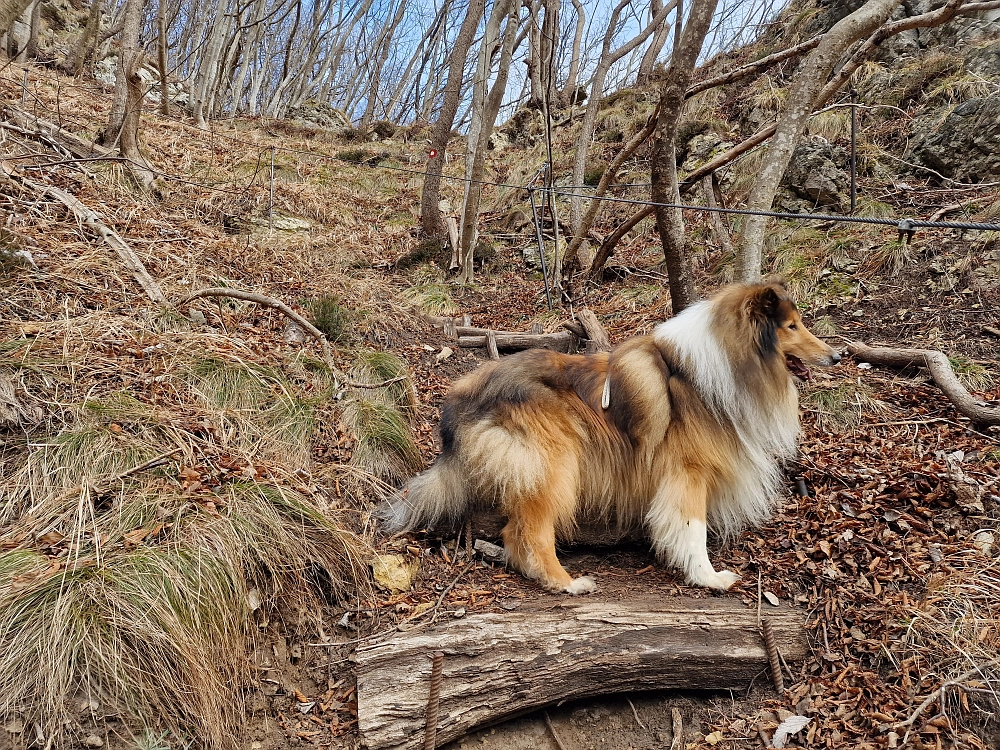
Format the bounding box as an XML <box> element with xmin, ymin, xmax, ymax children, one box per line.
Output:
<box><xmin>636</xmin><ymin>0</ymin><xmax>674</xmax><ymax>85</ymax></box>
<box><xmin>557</xmin><ymin>0</ymin><xmax>585</xmax><ymax>105</ymax></box>
<box><xmin>737</xmin><ymin>0</ymin><xmax>903</xmax><ymax>281</ymax></box>
<box><xmin>568</xmin><ymin>0</ymin><xmax>674</xmax><ymax>243</ymax></box>
<box><xmin>156</xmin><ymin>0</ymin><xmax>170</xmax><ymax>115</ymax></box>
<box><xmin>419</xmin><ymin>0</ymin><xmax>486</xmax><ymax>239</ymax></box>
<box><xmin>360</xmin><ymin>0</ymin><xmax>409</xmax><ymax>132</ymax></box>
<box><xmin>455</xmin><ymin>0</ymin><xmax>521</xmax><ymax>283</ymax></box>
<box><xmin>101</xmin><ymin>0</ymin><xmax>146</xmax><ymax>146</ymax></box>
<box><xmin>649</xmin><ymin>0</ymin><xmax>719</xmax><ymax>314</ymax></box>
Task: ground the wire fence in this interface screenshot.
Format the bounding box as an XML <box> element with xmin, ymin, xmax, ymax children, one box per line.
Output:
<box><xmin>3</xmin><ymin>63</ymin><xmax>1000</xmax><ymax>246</ymax></box>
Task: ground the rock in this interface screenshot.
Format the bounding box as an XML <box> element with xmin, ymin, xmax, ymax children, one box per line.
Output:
<box><xmin>473</xmin><ymin>539</ymin><xmax>507</xmax><ymax>563</ymax></box>
<box><xmin>282</xmin><ymin>322</ymin><xmax>306</xmax><ymax>344</ymax></box>
<box><xmin>907</xmin><ymin>96</ymin><xmax>1000</xmax><ymax>182</ymax></box>
<box><xmin>779</xmin><ymin>137</ymin><xmax>849</xmax><ymax>210</ymax></box>
<box><xmin>188</xmin><ymin>309</ymin><xmax>207</xmax><ymax>326</ymax></box>
<box><xmin>82</xmin><ymin>735</ymin><xmax>104</xmax><ymax>748</ymax></box>
<box><xmin>679</xmin><ymin>131</ymin><xmax>733</xmax><ymax>174</ymax></box>
<box><xmin>371</xmin><ymin>553</ymin><xmax>419</xmax><ymax>593</ymax></box>
<box><xmin>965</xmin><ymin>39</ymin><xmax>1000</xmax><ymax>78</ymax></box>
<box><xmin>285</xmin><ymin>101</ymin><xmax>350</xmax><ymax>130</ymax></box>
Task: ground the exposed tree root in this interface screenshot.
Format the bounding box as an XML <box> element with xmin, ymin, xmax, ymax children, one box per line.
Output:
<box><xmin>847</xmin><ymin>342</ymin><xmax>1000</xmax><ymax>427</ymax></box>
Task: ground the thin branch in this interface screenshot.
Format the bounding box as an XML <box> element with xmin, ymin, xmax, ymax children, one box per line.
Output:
<box><xmin>178</xmin><ymin>288</ymin><xmax>408</xmax><ymax>390</ymax></box>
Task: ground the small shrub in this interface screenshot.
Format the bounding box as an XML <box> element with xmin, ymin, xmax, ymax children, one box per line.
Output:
<box><xmin>400</xmin><ymin>283</ymin><xmax>458</xmax><ymax>316</ymax></box>
<box><xmin>371</xmin><ymin>120</ymin><xmax>396</xmax><ymax>139</ymax></box>
<box><xmin>338</xmin><ymin>148</ymin><xmax>369</xmax><ymax>163</ymax></box>
<box><xmin>583</xmin><ymin>165</ymin><xmax>606</xmax><ymax>186</ymax></box>
<box><xmin>309</xmin><ymin>295</ymin><xmax>354</xmax><ymax>343</ymax></box>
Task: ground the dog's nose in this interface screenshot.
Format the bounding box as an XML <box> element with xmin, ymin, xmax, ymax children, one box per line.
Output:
<box><xmin>831</xmin><ymin>351</ymin><xmax>842</xmax><ymax>365</ymax></box>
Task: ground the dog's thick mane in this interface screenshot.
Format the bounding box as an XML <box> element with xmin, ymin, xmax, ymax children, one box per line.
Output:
<box><xmin>653</xmin><ymin>291</ymin><xmax>799</xmax><ymax>538</ymax></box>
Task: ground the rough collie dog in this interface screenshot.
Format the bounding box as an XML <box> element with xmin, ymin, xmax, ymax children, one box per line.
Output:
<box><xmin>384</xmin><ymin>281</ymin><xmax>840</xmax><ymax>593</ymax></box>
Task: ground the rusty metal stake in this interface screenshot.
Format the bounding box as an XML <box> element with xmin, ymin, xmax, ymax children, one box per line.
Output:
<box><xmin>423</xmin><ymin>651</ymin><xmax>444</xmax><ymax>750</ymax></box>
<box><xmin>762</xmin><ymin>619</ymin><xmax>784</xmax><ymax>692</ymax></box>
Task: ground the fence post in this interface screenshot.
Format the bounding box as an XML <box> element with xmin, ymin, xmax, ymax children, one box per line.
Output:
<box><xmin>850</xmin><ymin>89</ymin><xmax>858</xmax><ymax>215</ymax></box>
<box><xmin>268</xmin><ymin>146</ymin><xmax>275</xmax><ymax>233</ymax></box>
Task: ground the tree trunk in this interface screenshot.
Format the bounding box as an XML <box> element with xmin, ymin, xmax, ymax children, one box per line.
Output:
<box><xmin>418</xmin><ymin>0</ymin><xmax>485</xmax><ymax>239</ymax></box>
<box><xmin>569</xmin><ymin>0</ymin><xmax>674</xmax><ymax>238</ymax></box>
<box><xmin>24</xmin><ymin>0</ymin><xmax>39</xmax><ymax>58</ymax></box>
<box><xmin>557</xmin><ymin>0</ymin><xmax>585</xmax><ymax>105</ymax></box>
<box><xmin>738</xmin><ymin>0</ymin><xmax>902</xmax><ymax>282</ymax></box>
<box><xmin>156</xmin><ymin>0</ymin><xmax>170</xmax><ymax>115</ymax></box>
<box><xmin>360</xmin><ymin>0</ymin><xmax>408</xmax><ymax>132</ymax></box>
<box><xmin>71</xmin><ymin>0</ymin><xmax>103</xmax><ymax>74</ymax></box>
<box><xmin>120</xmin><ymin>68</ymin><xmax>158</xmax><ymax>191</ymax></box>
<box><xmin>649</xmin><ymin>0</ymin><xmax>718</xmax><ymax>315</ymax></box>
<box><xmin>356</xmin><ymin>598</ymin><xmax>808</xmax><ymax>750</ymax></box>
<box><xmin>455</xmin><ymin>0</ymin><xmax>520</xmax><ymax>284</ymax></box>
<box><xmin>101</xmin><ymin>0</ymin><xmax>146</xmax><ymax>147</ymax></box>
<box><xmin>635</xmin><ymin>0</ymin><xmax>672</xmax><ymax>85</ymax></box>
<box><xmin>0</xmin><ymin>0</ymin><xmax>32</xmax><ymax>41</ymax></box>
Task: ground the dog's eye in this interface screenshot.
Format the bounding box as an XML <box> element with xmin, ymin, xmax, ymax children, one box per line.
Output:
<box><xmin>788</xmin><ymin>324</ymin><xmax>798</xmax><ymax>330</ymax></box>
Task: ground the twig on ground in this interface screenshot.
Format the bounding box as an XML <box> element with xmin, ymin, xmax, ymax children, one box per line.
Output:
<box><xmin>627</xmin><ymin>698</ymin><xmax>647</xmax><ymax>730</ymax></box>
<box><xmin>428</xmin><ymin>559</ymin><xmax>477</xmax><ymax>623</ymax></box>
<box><xmin>895</xmin><ymin>658</ymin><xmax>1000</xmax><ymax>745</ymax></box>
<box><xmin>544</xmin><ymin>712</ymin><xmax>570</xmax><ymax>750</ymax></box>
<box><xmin>669</xmin><ymin>708</ymin><xmax>683</xmax><ymax>750</ymax></box>
<box><xmin>177</xmin><ymin>288</ymin><xmax>407</xmax><ymax>390</ymax></box>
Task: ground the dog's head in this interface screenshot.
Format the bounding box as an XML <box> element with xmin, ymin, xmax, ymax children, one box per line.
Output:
<box><xmin>745</xmin><ymin>281</ymin><xmax>840</xmax><ymax>380</ymax></box>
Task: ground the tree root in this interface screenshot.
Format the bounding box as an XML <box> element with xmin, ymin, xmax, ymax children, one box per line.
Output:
<box><xmin>847</xmin><ymin>342</ymin><xmax>1000</xmax><ymax>427</ymax></box>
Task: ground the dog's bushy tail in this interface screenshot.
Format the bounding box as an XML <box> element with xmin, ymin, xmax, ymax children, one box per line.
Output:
<box><xmin>380</xmin><ymin>455</ymin><xmax>470</xmax><ymax>532</ymax></box>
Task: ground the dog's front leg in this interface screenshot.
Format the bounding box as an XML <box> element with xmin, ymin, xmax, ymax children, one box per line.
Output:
<box><xmin>646</xmin><ymin>475</ymin><xmax>740</xmax><ymax>591</ymax></box>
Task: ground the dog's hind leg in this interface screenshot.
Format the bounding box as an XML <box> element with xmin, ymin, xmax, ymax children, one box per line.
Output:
<box><xmin>500</xmin><ymin>460</ymin><xmax>595</xmax><ymax>595</ymax></box>
<box><xmin>646</xmin><ymin>474</ymin><xmax>740</xmax><ymax>591</ymax></box>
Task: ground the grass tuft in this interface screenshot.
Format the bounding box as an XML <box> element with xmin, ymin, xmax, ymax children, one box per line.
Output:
<box><xmin>948</xmin><ymin>356</ymin><xmax>996</xmax><ymax>393</ymax></box>
<box><xmin>309</xmin><ymin>294</ymin><xmax>355</xmax><ymax>343</ymax></box>
<box><xmin>400</xmin><ymin>282</ymin><xmax>459</xmax><ymax>316</ymax></box>
<box><xmin>341</xmin><ymin>398</ymin><xmax>421</xmax><ymax>485</ymax></box>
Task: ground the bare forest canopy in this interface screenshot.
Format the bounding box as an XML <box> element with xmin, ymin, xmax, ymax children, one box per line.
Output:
<box><xmin>3</xmin><ymin>0</ymin><xmax>790</xmax><ymax>124</ymax></box>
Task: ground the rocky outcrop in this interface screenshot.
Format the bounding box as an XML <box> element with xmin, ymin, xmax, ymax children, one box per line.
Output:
<box><xmin>907</xmin><ymin>96</ymin><xmax>1000</xmax><ymax>182</ymax></box>
<box><xmin>779</xmin><ymin>137</ymin><xmax>850</xmax><ymax>210</ymax></box>
<box><xmin>285</xmin><ymin>102</ymin><xmax>350</xmax><ymax>130</ymax></box>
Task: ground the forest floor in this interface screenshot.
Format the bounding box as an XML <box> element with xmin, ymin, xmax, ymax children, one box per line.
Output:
<box><xmin>1</xmin><ymin>61</ymin><xmax>999</xmax><ymax>750</ymax></box>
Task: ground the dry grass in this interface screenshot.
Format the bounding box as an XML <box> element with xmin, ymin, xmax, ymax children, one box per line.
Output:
<box><xmin>900</xmin><ymin>550</ymin><xmax>1000</xmax><ymax>725</ymax></box>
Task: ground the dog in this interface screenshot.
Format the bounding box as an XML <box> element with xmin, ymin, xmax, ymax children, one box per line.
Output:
<box><xmin>384</xmin><ymin>281</ymin><xmax>840</xmax><ymax>593</ymax></box>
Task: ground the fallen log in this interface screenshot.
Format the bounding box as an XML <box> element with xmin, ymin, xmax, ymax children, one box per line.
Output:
<box><xmin>356</xmin><ymin>597</ymin><xmax>807</xmax><ymax>750</ymax></box>
<box><xmin>847</xmin><ymin>341</ymin><xmax>1000</xmax><ymax>427</ymax></box>
<box><xmin>458</xmin><ymin>330</ymin><xmax>578</xmax><ymax>352</ymax></box>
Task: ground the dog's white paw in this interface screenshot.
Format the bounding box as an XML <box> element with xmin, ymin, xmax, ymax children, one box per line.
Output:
<box><xmin>708</xmin><ymin>570</ymin><xmax>741</xmax><ymax>591</ymax></box>
<box><xmin>564</xmin><ymin>576</ymin><xmax>597</xmax><ymax>595</ymax></box>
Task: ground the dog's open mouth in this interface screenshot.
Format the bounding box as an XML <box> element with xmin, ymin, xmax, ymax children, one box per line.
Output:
<box><xmin>785</xmin><ymin>354</ymin><xmax>812</xmax><ymax>381</ymax></box>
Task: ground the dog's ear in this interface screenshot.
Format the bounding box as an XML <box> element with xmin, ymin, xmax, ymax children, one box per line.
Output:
<box><xmin>746</xmin><ymin>283</ymin><xmax>786</xmax><ymax>321</ymax></box>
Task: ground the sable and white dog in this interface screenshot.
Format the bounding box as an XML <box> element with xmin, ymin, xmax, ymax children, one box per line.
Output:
<box><xmin>384</xmin><ymin>281</ymin><xmax>840</xmax><ymax>593</ymax></box>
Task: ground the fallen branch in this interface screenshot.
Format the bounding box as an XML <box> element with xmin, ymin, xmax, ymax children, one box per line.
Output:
<box><xmin>178</xmin><ymin>288</ymin><xmax>407</xmax><ymax>390</ymax></box>
<box><xmin>1</xmin><ymin>160</ymin><xmax>167</xmax><ymax>304</ymax></box>
<box><xmin>589</xmin><ymin>205</ymin><xmax>656</xmax><ymax>279</ymax></box>
<box><xmin>847</xmin><ymin>342</ymin><xmax>1000</xmax><ymax>427</ymax></box>
<box><xmin>577</xmin><ymin>309</ymin><xmax>611</xmax><ymax>353</ymax></box>
<box><xmin>458</xmin><ymin>330</ymin><xmax>578</xmax><ymax>352</ymax></box>
<box><xmin>2</xmin><ymin>105</ymin><xmax>112</xmax><ymax>160</ymax></box>
<box><xmin>684</xmin><ymin>36</ymin><xmax>823</xmax><ymax>100</ymax></box>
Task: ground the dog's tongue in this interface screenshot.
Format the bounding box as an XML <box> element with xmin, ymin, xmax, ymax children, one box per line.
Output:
<box><xmin>786</xmin><ymin>354</ymin><xmax>812</xmax><ymax>380</ymax></box>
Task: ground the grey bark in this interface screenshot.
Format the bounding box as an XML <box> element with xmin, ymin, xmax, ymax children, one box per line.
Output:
<box><xmin>101</xmin><ymin>0</ymin><xmax>146</xmax><ymax>146</ymax></box>
<box><xmin>419</xmin><ymin>0</ymin><xmax>485</xmax><ymax>238</ymax></box>
<box><xmin>636</xmin><ymin>0</ymin><xmax>672</xmax><ymax>85</ymax></box>
<box><xmin>558</xmin><ymin>0</ymin><xmax>585</xmax><ymax>104</ymax></box>
<box><xmin>569</xmin><ymin>0</ymin><xmax>674</xmax><ymax>237</ymax></box>
<box><xmin>0</xmin><ymin>0</ymin><xmax>31</xmax><ymax>41</ymax></box>
<box><xmin>738</xmin><ymin>0</ymin><xmax>903</xmax><ymax>281</ymax></box>
<box><xmin>356</xmin><ymin>598</ymin><xmax>808</xmax><ymax>750</ymax></box>
<box><xmin>456</xmin><ymin>0</ymin><xmax>520</xmax><ymax>284</ymax></box>
<box><xmin>360</xmin><ymin>0</ymin><xmax>408</xmax><ymax>131</ymax></box>
<box><xmin>649</xmin><ymin>0</ymin><xmax>718</xmax><ymax>315</ymax></box>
